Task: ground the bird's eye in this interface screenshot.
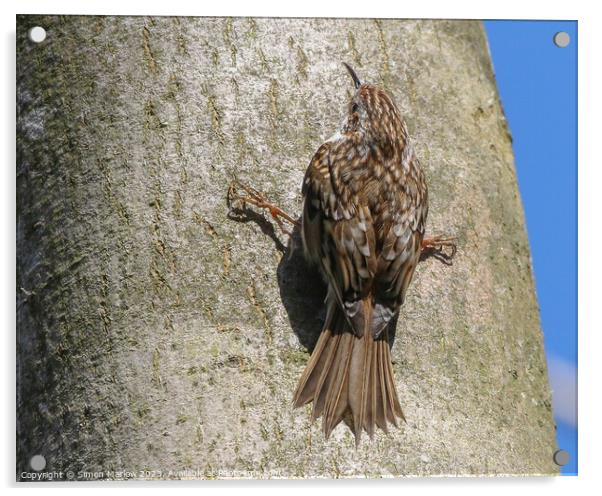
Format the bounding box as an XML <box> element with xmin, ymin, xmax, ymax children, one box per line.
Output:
<box><xmin>351</xmin><ymin>103</ymin><xmax>359</xmax><ymax>114</ymax></box>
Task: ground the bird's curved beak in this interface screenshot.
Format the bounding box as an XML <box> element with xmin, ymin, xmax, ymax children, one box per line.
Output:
<box><xmin>342</xmin><ymin>62</ymin><xmax>361</xmax><ymax>89</ymax></box>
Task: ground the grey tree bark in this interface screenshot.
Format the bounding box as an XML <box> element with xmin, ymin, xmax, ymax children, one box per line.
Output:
<box><xmin>17</xmin><ymin>15</ymin><xmax>558</xmax><ymax>478</ymax></box>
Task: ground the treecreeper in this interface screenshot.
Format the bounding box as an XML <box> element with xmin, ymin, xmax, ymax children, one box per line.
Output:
<box><xmin>229</xmin><ymin>63</ymin><xmax>456</xmax><ymax>445</ymax></box>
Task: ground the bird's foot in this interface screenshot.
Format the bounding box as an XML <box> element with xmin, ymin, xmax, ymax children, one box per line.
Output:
<box><xmin>420</xmin><ymin>235</ymin><xmax>457</xmax><ymax>265</ymax></box>
<box><xmin>227</xmin><ymin>179</ymin><xmax>300</xmax><ymax>236</ymax></box>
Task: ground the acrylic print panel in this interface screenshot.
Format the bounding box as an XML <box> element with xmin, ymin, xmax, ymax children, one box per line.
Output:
<box><xmin>17</xmin><ymin>15</ymin><xmax>567</xmax><ymax>480</ymax></box>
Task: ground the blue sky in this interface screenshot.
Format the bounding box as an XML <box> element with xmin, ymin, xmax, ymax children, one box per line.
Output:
<box><xmin>484</xmin><ymin>20</ymin><xmax>577</xmax><ymax>475</ymax></box>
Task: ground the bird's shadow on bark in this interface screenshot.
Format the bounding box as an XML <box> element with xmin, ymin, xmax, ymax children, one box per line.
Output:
<box><xmin>419</xmin><ymin>246</ymin><xmax>455</xmax><ymax>265</ymax></box>
<box><xmin>275</xmin><ymin>224</ymin><xmax>327</xmax><ymax>353</ymax></box>
<box><xmin>226</xmin><ymin>207</ymin><xmax>287</xmax><ymax>253</ymax></box>
<box><xmin>227</xmin><ymin>202</ymin><xmax>328</xmax><ymax>352</ymax></box>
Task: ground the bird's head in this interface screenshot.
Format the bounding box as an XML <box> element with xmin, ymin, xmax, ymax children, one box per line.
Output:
<box><xmin>341</xmin><ymin>62</ymin><xmax>407</xmax><ymax>150</ymax></box>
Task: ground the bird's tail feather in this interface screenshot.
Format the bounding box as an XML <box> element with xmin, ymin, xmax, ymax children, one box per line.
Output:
<box><xmin>292</xmin><ymin>305</ymin><xmax>404</xmax><ymax>444</ymax></box>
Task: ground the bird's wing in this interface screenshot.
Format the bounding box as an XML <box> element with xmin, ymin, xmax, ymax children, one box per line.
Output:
<box><xmin>373</xmin><ymin>157</ymin><xmax>428</xmax><ymax>337</ymax></box>
<box><xmin>301</xmin><ymin>142</ymin><xmax>377</xmax><ymax>337</ymax></box>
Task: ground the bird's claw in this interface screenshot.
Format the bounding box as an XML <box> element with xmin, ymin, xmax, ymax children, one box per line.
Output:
<box><xmin>227</xmin><ymin>179</ymin><xmax>299</xmax><ymax>236</ymax></box>
<box><xmin>420</xmin><ymin>235</ymin><xmax>457</xmax><ymax>264</ymax></box>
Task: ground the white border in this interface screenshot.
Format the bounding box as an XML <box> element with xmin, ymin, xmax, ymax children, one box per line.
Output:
<box><xmin>2</xmin><ymin>0</ymin><xmax>589</xmax><ymax>18</ymax></box>
<box><xmin>3</xmin><ymin>1</ymin><xmax>600</xmax><ymax>494</ymax></box>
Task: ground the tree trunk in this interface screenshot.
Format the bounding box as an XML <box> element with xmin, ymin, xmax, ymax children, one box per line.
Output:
<box><xmin>17</xmin><ymin>15</ymin><xmax>558</xmax><ymax>478</ymax></box>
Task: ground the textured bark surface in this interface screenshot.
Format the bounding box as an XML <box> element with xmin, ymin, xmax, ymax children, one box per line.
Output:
<box><xmin>16</xmin><ymin>15</ymin><xmax>558</xmax><ymax>478</ymax></box>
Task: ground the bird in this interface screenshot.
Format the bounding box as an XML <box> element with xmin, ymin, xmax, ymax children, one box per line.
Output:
<box><xmin>292</xmin><ymin>63</ymin><xmax>429</xmax><ymax>444</ymax></box>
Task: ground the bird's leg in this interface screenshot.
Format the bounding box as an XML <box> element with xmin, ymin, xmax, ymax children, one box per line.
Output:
<box><xmin>227</xmin><ymin>179</ymin><xmax>300</xmax><ymax>236</ymax></box>
<box><xmin>420</xmin><ymin>235</ymin><xmax>457</xmax><ymax>264</ymax></box>
<box><xmin>422</xmin><ymin>235</ymin><xmax>457</xmax><ymax>256</ymax></box>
